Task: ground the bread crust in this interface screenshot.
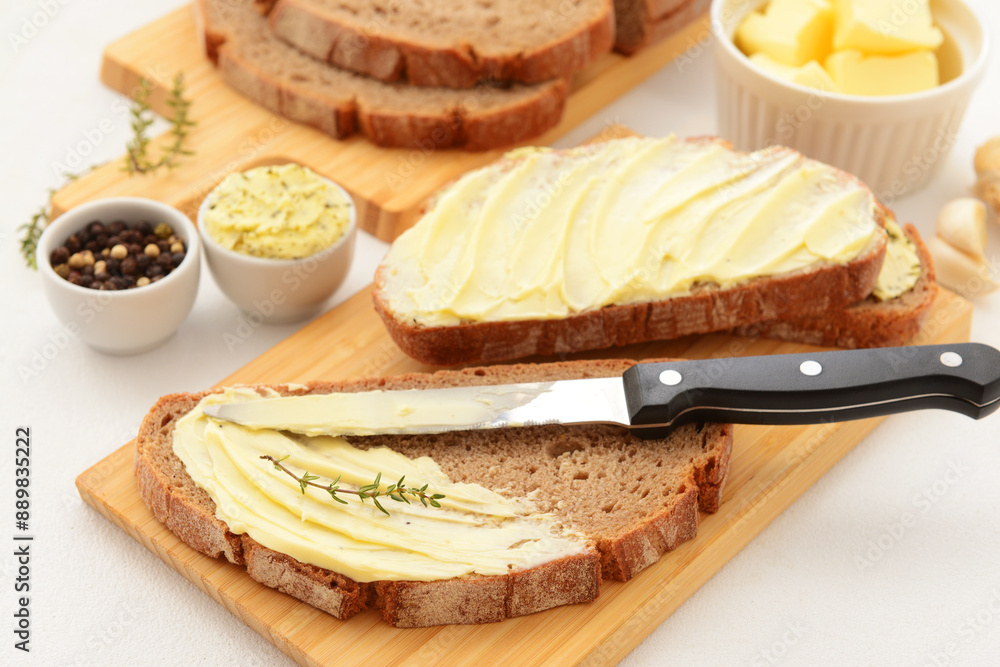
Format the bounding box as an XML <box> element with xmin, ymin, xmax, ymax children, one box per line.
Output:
<box><xmin>135</xmin><ymin>360</ymin><xmax>732</xmax><ymax>627</ymax></box>
<box><xmin>196</xmin><ymin>0</ymin><xmax>569</xmax><ymax>150</ymax></box>
<box><xmin>372</xmin><ymin>229</ymin><xmax>887</xmax><ymax>366</ymax></box>
<box><xmin>614</xmin><ymin>0</ymin><xmax>710</xmax><ymax>55</ymax></box>
<box><xmin>736</xmin><ymin>224</ymin><xmax>938</xmax><ymax>349</ymax></box>
<box><xmin>269</xmin><ymin>0</ymin><xmax>615</xmax><ymax>88</ymax></box>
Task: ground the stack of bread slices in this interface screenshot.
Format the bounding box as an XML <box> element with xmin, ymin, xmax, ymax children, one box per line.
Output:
<box><xmin>195</xmin><ymin>0</ymin><xmax>710</xmax><ymax>149</ymax></box>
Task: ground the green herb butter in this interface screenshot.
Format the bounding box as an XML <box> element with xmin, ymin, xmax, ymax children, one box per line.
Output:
<box><xmin>872</xmin><ymin>219</ymin><xmax>922</xmax><ymax>301</ymax></box>
<box><xmin>203</xmin><ymin>164</ymin><xmax>350</xmax><ymax>260</ymax></box>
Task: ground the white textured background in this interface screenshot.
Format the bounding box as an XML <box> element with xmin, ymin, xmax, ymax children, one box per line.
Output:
<box><xmin>1</xmin><ymin>1</ymin><xmax>998</xmax><ymax>665</ymax></box>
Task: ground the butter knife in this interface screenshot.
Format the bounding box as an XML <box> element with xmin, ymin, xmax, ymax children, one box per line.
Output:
<box><xmin>203</xmin><ymin>343</ymin><xmax>1000</xmax><ymax>440</ymax></box>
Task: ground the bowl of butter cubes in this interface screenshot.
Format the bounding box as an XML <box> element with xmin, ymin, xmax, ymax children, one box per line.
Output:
<box><xmin>710</xmin><ymin>0</ymin><xmax>989</xmax><ymax>198</ymax></box>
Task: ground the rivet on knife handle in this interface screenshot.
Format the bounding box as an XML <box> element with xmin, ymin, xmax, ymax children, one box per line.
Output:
<box><xmin>622</xmin><ymin>343</ymin><xmax>1000</xmax><ymax>439</ymax></box>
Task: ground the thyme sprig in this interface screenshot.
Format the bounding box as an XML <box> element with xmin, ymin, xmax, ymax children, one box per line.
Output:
<box><xmin>19</xmin><ymin>170</ymin><xmax>90</xmax><ymax>269</ymax></box>
<box><xmin>124</xmin><ymin>72</ymin><xmax>196</xmax><ymax>175</ymax></box>
<box><xmin>19</xmin><ymin>71</ymin><xmax>195</xmax><ymax>268</ymax></box>
<box><xmin>19</xmin><ymin>205</ymin><xmax>48</xmax><ymax>271</ymax></box>
<box><xmin>261</xmin><ymin>455</ymin><xmax>445</xmax><ymax>517</ymax></box>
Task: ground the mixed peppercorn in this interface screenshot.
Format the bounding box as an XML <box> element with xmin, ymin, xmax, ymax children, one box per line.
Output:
<box><xmin>50</xmin><ymin>220</ymin><xmax>187</xmax><ymax>290</ymax></box>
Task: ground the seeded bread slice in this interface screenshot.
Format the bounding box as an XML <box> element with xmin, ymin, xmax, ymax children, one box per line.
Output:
<box><xmin>196</xmin><ymin>0</ymin><xmax>569</xmax><ymax>150</ymax></box>
<box><xmin>267</xmin><ymin>0</ymin><xmax>614</xmax><ymax>88</ymax></box>
<box><xmin>614</xmin><ymin>0</ymin><xmax>710</xmax><ymax>55</ymax></box>
<box><xmin>737</xmin><ymin>224</ymin><xmax>938</xmax><ymax>349</ymax></box>
<box><xmin>371</xmin><ymin>138</ymin><xmax>889</xmax><ymax>367</ymax></box>
<box><xmin>135</xmin><ymin>359</ymin><xmax>732</xmax><ymax>627</ymax></box>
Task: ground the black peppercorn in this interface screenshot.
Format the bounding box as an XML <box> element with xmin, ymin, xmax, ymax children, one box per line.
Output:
<box><xmin>50</xmin><ymin>247</ymin><xmax>69</xmax><ymax>265</ymax></box>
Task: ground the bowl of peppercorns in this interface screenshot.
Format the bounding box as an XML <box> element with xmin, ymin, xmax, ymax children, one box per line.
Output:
<box><xmin>37</xmin><ymin>197</ymin><xmax>201</xmax><ymax>355</ymax></box>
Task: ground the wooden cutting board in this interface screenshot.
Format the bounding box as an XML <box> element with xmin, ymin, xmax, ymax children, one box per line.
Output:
<box><xmin>50</xmin><ymin>4</ymin><xmax>711</xmax><ymax>242</ymax></box>
<box><xmin>76</xmin><ymin>286</ymin><xmax>972</xmax><ymax>666</ymax></box>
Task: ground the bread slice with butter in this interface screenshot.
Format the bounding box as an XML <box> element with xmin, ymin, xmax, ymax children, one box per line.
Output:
<box><xmin>373</xmin><ymin>135</ymin><xmax>890</xmax><ymax>366</ymax></box>
<box><xmin>135</xmin><ymin>359</ymin><xmax>732</xmax><ymax>627</ymax></box>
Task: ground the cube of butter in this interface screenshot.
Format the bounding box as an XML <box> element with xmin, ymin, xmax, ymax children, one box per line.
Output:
<box><xmin>834</xmin><ymin>0</ymin><xmax>943</xmax><ymax>54</ymax></box>
<box><xmin>735</xmin><ymin>0</ymin><xmax>835</xmax><ymax>67</ymax></box>
<box><xmin>825</xmin><ymin>49</ymin><xmax>939</xmax><ymax>96</ymax></box>
<box><xmin>750</xmin><ymin>53</ymin><xmax>841</xmax><ymax>92</ymax></box>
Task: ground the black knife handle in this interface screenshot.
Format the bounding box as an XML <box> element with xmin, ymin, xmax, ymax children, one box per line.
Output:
<box><xmin>622</xmin><ymin>343</ymin><xmax>1000</xmax><ymax>439</ymax></box>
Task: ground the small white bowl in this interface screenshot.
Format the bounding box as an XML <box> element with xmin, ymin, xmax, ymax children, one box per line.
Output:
<box><xmin>197</xmin><ymin>175</ymin><xmax>357</xmax><ymax>325</ymax></box>
<box><xmin>711</xmin><ymin>0</ymin><xmax>990</xmax><ymax>201</ymax></box>
<box><xmin>37</xmin><ymin>197</ymin><xmax>201</xmax><ymax>355</ymax></box>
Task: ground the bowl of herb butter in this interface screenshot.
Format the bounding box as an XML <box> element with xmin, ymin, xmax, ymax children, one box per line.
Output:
<box><xmin>198</xmin><ymin>163</ymin><xmax>357</xmax><ymax>324</ymax></box>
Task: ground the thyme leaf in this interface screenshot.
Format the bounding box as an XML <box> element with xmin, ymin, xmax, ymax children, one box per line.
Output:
<box><xmin>261</xmin><ymin>455</ymin><xmax>445</xmax><ymax>517</ymax></box>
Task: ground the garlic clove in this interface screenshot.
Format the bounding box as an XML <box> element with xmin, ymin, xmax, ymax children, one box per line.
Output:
<box><xmin>936</xmin><ymin>197</ymin><xmax>988</xmax><ymax>259</ymax></box>
<box><xmin>974</xmin><ymin>137</ymin><xmax>1000</xmax><ymax>175</ymax></box>
<box><xmin>974</xmin><ymin>137</ymin><xmax>1000</xmax><ymax>215</ymax></box>
<box><xmin>927</xmin><ymin>236</ymin><xmax>998</xmax><ymax>297</ymax></box>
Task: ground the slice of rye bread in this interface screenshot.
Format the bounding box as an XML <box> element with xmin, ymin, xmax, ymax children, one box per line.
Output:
<box><xmin>371</xmin><ymin>139</ymin><xmax>890</xmax><ymax>367</ymax></box>
<box><xmin>735</xmin><ymin>224</ymin><xmax>938</xmax><ymax>349</ymax></box>
<box><xmin>614</xmin><ymin>0</ymin><xmax>710</xmax><ymax>55</ymax></box>
<box><xmin>195</xmin><ymin>0</ymin><xmax>569</xmax><ymax>150</ymax></box>
<box><xmin>135</xmin><ymin>359</ymin><xmax>733</xmax><ymax>627</ymax></box>
<box><xmin>263</xmin><ymin>0</ymin><xmax>614</xmax><ymax>88</ymax></box>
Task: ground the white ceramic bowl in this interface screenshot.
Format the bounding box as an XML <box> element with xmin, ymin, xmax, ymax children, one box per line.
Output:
<box><xmin>711</xmin><ymin>0</ymin><xmax>989</xmax><ymax>201</ymax></box>
<box><xmin>37</xmin><ymin>197</ymin><xmax>201</xmax><ymax>355</ymax></box>
<box><xmin>197</xmin><ymin>175</ymin><xmax>357</xmax><ymax>325</ymax></box>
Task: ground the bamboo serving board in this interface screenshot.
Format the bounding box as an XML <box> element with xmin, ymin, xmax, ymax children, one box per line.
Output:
<box><xmin>50</xmin><ymin>4</ymin><xmax>712</xmax><ymax>242</ymax></box>
<box><xmin>76</xmin><ymin>287</ymin><xmax>972</xmax><ymax>666</ymax></box>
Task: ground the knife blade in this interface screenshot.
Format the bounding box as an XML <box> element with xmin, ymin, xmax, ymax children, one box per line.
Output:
<box><xmin>203</xmin><ymin>343</ymin><xmax>1000</xmax><ymax>440</ymax></box>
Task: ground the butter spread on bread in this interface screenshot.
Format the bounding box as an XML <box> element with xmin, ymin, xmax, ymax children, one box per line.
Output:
<box><xmin>173</xmin><ymin>387</ymin><xmax>587</xmax><ymax>582</ymax></box>
<box><xmin>735</xmin><ymin>221</ymin><xmax>935</xmax><ymax>349</ymax></box>
<box><xmin>872</xmin><ymin>219</ymin><xmax>922</xmax><ymax>301</ymax></box>
<box><xmin>380</xmin><ymin>135</ymin><xmax>883</xmax><ymax>328</ymax></box>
